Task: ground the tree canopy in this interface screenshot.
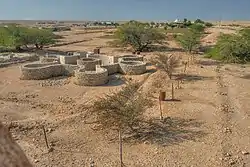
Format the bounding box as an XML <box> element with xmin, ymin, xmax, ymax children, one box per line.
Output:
<box><xmin>113</xmin><ymin>21</ymin><xmax>166</xmax><ymax>52</ymax></box>
<box><xmin>87</xmin><ymin>81</ymin><xmax>154</xmax><ymax>132</ymax></box>
<box><xmin>0</xmin><ymin>25</ymin><xmax>58</xmax><ymax>51</ymax></box>
<box><xmin>176</xmin><ymin>24</ymin><xmax>205</xmax><ymax>53</ymax></box>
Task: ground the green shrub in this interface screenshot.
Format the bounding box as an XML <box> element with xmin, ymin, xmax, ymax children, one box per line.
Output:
<box><xmin>207</xmin><ymin>29</ymin><xmax>250</xmax><ymax>63</ymax></box>
<box><xmin>204</xmin><ymin>22</ymin><xmax>213</xmax><ymax>27</ymax></box>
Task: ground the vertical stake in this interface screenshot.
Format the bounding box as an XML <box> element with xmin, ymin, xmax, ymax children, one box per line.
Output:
<box><xmin>171</xmin><ymin>83</ymin><xmax>174</xmax><ymax>100</ymax></box>
<box><xmin>119</xmin><ymin>130</ymin><xmax>123</xmax><ymax>167</ymax></box>
<box><xmin>42</xmin><ymin>126</ymin><xmax>49</xmax><ymax>150</ymax></box>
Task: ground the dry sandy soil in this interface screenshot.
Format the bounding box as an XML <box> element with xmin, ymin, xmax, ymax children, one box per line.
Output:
<box><xmin>0</xmin><ymin>26</ymin><xmax>250</xmax><ymax>167</ymax></box>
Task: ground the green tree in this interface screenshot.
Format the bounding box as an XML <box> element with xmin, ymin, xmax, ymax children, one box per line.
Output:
<box><xmin>206</xmin><ymin>29</ymin><xmax>250</xmax><ymax>63</ymax></box>
<box><xmin>0</xmin><ymin>26</ymin><xmax>58</xmax><ymax>51</ymax></box>
<box><xmin>176</xmin><ymin>24</ymin><xmax>205</xmax><ymax>53</ymax></box>
<box><xmin>113</xmin><ymin>21</ymin><xmax>166</xmax><ymax>52</ymax></box>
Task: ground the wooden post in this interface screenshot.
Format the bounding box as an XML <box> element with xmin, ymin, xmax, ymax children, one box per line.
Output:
<box><xmin>171</xmin><ymin>83</ymin><xmax>174</xmax><ymax>100</ymax></box>
<box><xmin>184</xmin><ymin>63</ymin><xmax>187</xmax><ymax>73</ymax></box>
<box><xmin>42</xmin><ymin>126</ymin><xmax>49</xmax><ymax>150</ymax></box>
<box><xmin>177</xmin><ymin>80</ymin><xmax>180</xmax><ymax>89</ymax></box>
<box><xmin>119</xmin><ymin>130</ymin><xmax>123</xmax><ymax>167</ymax></box>
<box><xmin>159</xmin><ymin>99</ymin><xmax>163</xmax><ymax>120</ymax></box>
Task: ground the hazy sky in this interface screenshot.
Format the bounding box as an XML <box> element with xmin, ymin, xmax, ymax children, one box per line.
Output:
<box><xmin>0</xmin><ymin>0</ymin><xmax>249</xmax><ymax>21</ymax></box>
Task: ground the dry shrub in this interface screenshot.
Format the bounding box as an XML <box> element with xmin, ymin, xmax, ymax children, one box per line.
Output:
<box><xmin>150</xmin><ymin>53</ymin><xmax>180</xmax><ymax>79</ymax></box>
<box><xmin>88</xmin><ymin>81</ymin><xmax>154</xmax><ymax>133</ymax></box>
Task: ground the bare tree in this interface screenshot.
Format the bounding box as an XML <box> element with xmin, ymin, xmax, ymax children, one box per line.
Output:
<box><xmin>150</xmin><ymin>53</ymin><xmax>180</xmax><ymax>79</ymax></box>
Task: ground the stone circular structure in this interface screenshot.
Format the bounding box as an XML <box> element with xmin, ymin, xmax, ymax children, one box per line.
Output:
<box><xmin>40</xmin><ymin>57</ymin><xmax>59</xmax><ymax>63</ymax></box>
<box><xmin>76</xmin><ymin>57</ymin><xmax>102</xmax><ymax>71</ymax></box>
<box><xmin>119</xmin><ymin>61</ymin><xmax>146</xmax><ymax>75</ymax></box>
<box><xmin>74</xmin><ymin>66</ymin><xmax>108</xmax><ymax>86</ymax></box>
<box><xmin>20</xmin><ymin>63</ymin><xmax>65</xmax><ymax>80</ymax></box>
<box><xmin>118</xmin><ymin>55</ymin><xmax>143</xmax><ymax>62</ymax></box>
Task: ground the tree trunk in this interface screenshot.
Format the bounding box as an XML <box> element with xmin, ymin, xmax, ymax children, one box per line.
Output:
<box><xmin>15</xmin><ymin>46</ymin><xmax>22</xmax><ymax>52</ymax></box>
<box><xmin>119</xmin><ymin>130</ymin><xmax>123</xmax><ymax>167</ymax></box>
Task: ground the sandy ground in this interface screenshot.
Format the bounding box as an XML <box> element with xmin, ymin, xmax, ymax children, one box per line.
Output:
<box><xmin>0</xmin><ymin>27</ymin><xmax>250</xmax><ymax>167</ymax></box>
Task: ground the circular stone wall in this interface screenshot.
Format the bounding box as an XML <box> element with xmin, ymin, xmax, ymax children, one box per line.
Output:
<box><xmin>119</xmin><ymin>61</ymin><xmax>146</xmax><ymax>75</ymax></box>
<box><xmin>118</xmin><ymin>55</ymin><xmax>143</xmax><ymax>62</ymax></box>
<box><xmin>74</xmin><ymin>67</ymin><xmax>108</xmax><ymax>86</ymax></box>
<box><xmin>76</xmin><ymin>58</ymin><xmax>102</xmax><ymax>71</ymax></box>
<box><xmin>20</xmin><ymin>63</ymin><xmax>65</xmax><ymax>80</ymax></box>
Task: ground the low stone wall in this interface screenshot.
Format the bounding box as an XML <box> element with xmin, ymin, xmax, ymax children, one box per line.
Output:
<box><xmin>40</xmin><ymin>57</ymin><xmax>59</xmax><ymax>63</ymax></box>
<box><xmin>118</xmin><ymin>55</ymin><xmax>143</xmax><ymax>62</ymax></box>
<box><xmin>59</xmin><ymin>55</ymin><xmax>80</xmax><ymax>64</ymax></box>
<box><xmin>20</xmin><ymin>63</ymin><xmax>65</xmax><ymax>80</ymax></box>
<box><xmin>63</xmin><ymin>64</ymin><xmax>80</xmax><ymax>76</ymax></box>
<box><xmin>20</xmin><ymin>63</ymin><xmax>80</xmax><ymax>80</ymax></box>
<box><xmin>100</xmin><ymin>63</ymin><xmax>119</xmax><ymax>75</ymax></box>
<box><xmin>76</xmin><ymin>58</ymin><xmax>102</xmax><ymax>71</ymax></box>
<box><xmin>74</xmin><ymin>66</ymin><xmax>108</xmax><ymax>86</ymax></box>
<box><xmin>119</xmin><ymin>61</ymin><xmax>146</xmax><ymax>75</ymax></box>
<box><xmin>0</xmin><ymin>54</ymin><xmax>39</xmax><ymax>68</ymax></box>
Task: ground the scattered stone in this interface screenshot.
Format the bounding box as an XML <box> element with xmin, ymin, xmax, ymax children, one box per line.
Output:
<box><xmin>241</xmin><ymin>151</ymin><xmax>249</xmax><ymax>155</ymax></box>
<box><xmin>229</xmin><ymin>159</ymin><xmax>236</xmax><ymax>165</ymax></box>
<box><xmin>48</xmin><ymin>147</ymin><xmax>54</xmax><ymax>153</ymax></box>
<box><xmin>224</xmin><ymin>127</ymin><xmax>232</xmax><ymax>133</ymax></box>
<box><xmin>220</xmin><ymin>92</ymin><xmax>227</xmax><ymax>96</ymax></box>
<box><xmin>34</xmin><ymin>159</ymin><xmax>39</xmax><ymax>163</ymax></box>
<box><xmin>50</xmin><ymin>142</ymin><xmax>55</xmax><ymax>147</ymax></box>
<box><xmin>47</xmin><ymin>128</ymin><xmax>53</xmax><ymax>133</ymax></box>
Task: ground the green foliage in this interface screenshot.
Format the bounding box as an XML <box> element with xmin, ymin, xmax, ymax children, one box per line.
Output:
<box><xmin>113</xmin><ymin>21</ymin><xmax>166</xmax><ymax>52</ymax></box>
<box><xmin>176</xmin><ymin>24</ymin><xmax>205</xmax><ymax>53</ymax></box>
<box><xmin>0</xmin><ymin>26</ymin><xmax>58</xmax><ymax>51</ymax></box>
<box><xmin>204</xmin><ymin>22</ymin><xmax>213</xmax><ymax>27</ymax></box>
<box><xmin>88</xmin><ymin>81</ymin><xmax>154</xmax><ymax>132</ymax></box>
<box><xmin>207</xmin><ymin>29</ymin><xmax>250</xmax><ymax>63</ymax></box>
<box><xmin>194</xmin><ymin>19</ymin><xmax>205</xmax><ymax>24</ymax></box>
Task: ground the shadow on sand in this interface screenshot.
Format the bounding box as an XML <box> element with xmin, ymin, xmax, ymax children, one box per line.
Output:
<box><xmin>123</xmin><ymin>117</ymin><xmax>206</xmax><ymax>146</ymax></box>
<box><xmin>173</xmin><ymin>74</ymin><xmax>214</xmax><ymax>82</ymax></box>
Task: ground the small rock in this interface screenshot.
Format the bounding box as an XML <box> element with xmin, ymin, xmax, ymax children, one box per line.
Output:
<box><xmin>48</xmin><ymin>147</ymin><xmax>54</xmax><ymax>153</ymax></box>
<box><xmin>34</xmin><ymin>159</ymin><xmax>39</xmax><ymax>163</ymax></box>
<box><xmin>50</xmin><ymin>142</ymin><xmax>55</xmax><ymax>147</ymax></box>
<box><xmin>225</xmin><ymin>153</ymin><xmax>231</xmax><ymax>157</ymax></box>
<box><xmin>200</xmin><ymin>66</ymin><xmax>204</xmax><ymax>68</ymax></box>
<box><xmin>229</xmin><ymin>160</ymin><xmax>236</xmax><ymax>165</ymax></box>
<box><xmin>224</xmin><ymin>127</ymin><xmax>232</xmax><ymax>133</ymax></box>
<box><xmin>241</xmin><ymin>151</ymin><xmax>249</xmax><ymax>155</ymax></box>
<box><xmin>220</xmin><ymin>92</ymin><xmax>227</xmax><ymax>96</ymax></box>
<box><xmin>144</xmin><ymin>141</ymin><xmax>150</xmax><ymax>145</ymax></box>
<box><xmin>47</xmin><ymin>128</ymin><xmax>53</xmax><ymax>133</ymax></box>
